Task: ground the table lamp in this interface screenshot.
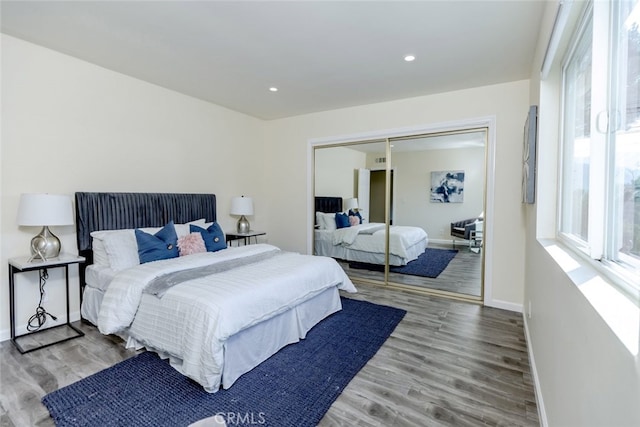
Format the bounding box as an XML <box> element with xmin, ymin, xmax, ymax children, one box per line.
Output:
<box><xmin>17</xmin><ymin>193</ymin><xmax>74</xmax><ymax>262</ymax></box>
<box><xmin>230</xmin><ymin>196</ymin><xmax>254</xmax><ymax>234</ymax></box>
<box><xmin>345</xmin><ymin>198</ymin><xmax>359</xmax><ymax>212</ymax></box>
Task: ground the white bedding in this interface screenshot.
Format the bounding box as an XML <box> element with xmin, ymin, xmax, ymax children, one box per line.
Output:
<box><xmin>316</xmin><ymin>223</ymin><xmax>428</xmax><ymax>265</ymax></box>
<box><xmin>85</xmin><ymin>264</ymin><xmax>117</xmax><ymax>292</ymax></box>
<box><xmin>81</xmin><ymin>265</ymin><xmax>117</xmax><ymax>324</ymax></box>
<box><xmin>97</xmin><ymin>244</ymin><xmax>356</xmax><ymax>392</ymax></box>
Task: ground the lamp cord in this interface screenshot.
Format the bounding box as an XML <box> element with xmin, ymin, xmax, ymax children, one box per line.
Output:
<box><xmin>26</xmin><ymin>268</ymin><xmax>57</xmax><ymax>332</ymax></box>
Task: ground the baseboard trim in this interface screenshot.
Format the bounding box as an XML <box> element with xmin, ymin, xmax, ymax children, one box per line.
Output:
<box><xmin>429</xmin><ymin>238</ymin><xmax>460</xmax><ymax>246</ymax></box>
<box><xmin>523</xmin><ymin>315</ymin><xmax>548</xmax><ymax>427</ymax></box>
<box><xmin>484</xmin><ymin>298</ymin><xmax>522</xmax><ymax>313</ymax></box>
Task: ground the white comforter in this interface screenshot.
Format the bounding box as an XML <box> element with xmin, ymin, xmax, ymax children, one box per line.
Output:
<box><xmin>330</xmin><ymin>223</ymin><xmax>428</xmax><ymax>260</ymax></box>
<box><xmin>98</xmin><ymin>244</ymin><xmax>356</xmax><ymax>392</ymax></box>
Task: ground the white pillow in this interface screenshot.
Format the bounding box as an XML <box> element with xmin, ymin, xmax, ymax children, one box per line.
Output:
<box><xmin>317</xmin><ymin>213</ymin><xmax>327</xmax><ymax>230</ymax></box>
<box><xmin>175</xmin><ymin>224</ymin><xmax>190</xmax><ymax>238</ymax></box>
<box><xmin>319</xmin><ymin>212</ymin><xmax>337</xmax><ymax>231</ymax></box>
<box><xmin>177</xmin><ymin>219</ymin><xmax>208</xmax><ymax>237</ymax></box>
<box><xmin>91</xmin><ymin>229</ymin><xmax>144</xmax><ymax>271</ymax></box>
<box><xmin>189</xmin><ymin>219</ymin><xmax>207</xmax><ymax>226</ymax></box>
<box><xmin>315</xmin><ymin>212</ymin><xmax>325</xmax><ymax>230</ymax></box>
<box><xmin>91</xmin><ymin>239</ymin><xmax>110</xmax><ymax>266</ymax></box>
<box><xmin>101</xmin><ymin>230</ymin><xmax>139</xmax><ymax>272</ymax></box>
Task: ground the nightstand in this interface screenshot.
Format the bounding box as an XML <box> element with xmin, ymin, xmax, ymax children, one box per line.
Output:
<box><xmin>226</xmin><ymin>230</ymin><xmax>266</xmax><ymax>246</ymax></box>
<box><xmin>8</xmin><ymin>254</ymin><xmax>85</xmax><ymax>354</ymax></box>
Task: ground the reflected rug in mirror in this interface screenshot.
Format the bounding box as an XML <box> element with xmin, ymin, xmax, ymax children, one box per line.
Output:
<box><xmin>42</xmin><ymin>298</ymin><xmax>405</xmax><ymax>427</ymax></box>
<box><xmin>349</xmin><ymin>247</ymin><xmax>458</xmax><ymax>278</ymax></box>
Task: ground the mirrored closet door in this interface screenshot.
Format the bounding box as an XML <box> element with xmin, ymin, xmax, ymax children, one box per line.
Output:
<box><xmin>313</xmin><ymin>129</ymin><xmax>487</xmax><ymax>302</ymax></box>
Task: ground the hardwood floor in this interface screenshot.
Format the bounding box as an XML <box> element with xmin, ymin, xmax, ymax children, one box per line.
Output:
<box><xmin>0</xmin><ymin>284</ymin><xmax>538</xmax><ymax>427</ymax></box>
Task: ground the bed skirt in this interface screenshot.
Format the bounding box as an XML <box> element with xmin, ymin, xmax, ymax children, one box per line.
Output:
<box><xmin>81</xmin><ymin>285</ymin><xmax>342</xmax><ymax>390</ymax></box>
<box><xmin>314</xmin><ymin>236</ymin><xmax>427</xmax><ymax>266</ymax></box>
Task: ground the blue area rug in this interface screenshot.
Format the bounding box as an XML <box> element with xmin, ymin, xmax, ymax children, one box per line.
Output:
<box><xmin>349</xmin><ymin>247</ymin><xmax>458</xmax><ymax>278</ymax></box>
<box><xmin>42</xmin><ymin>298</ymin><xmax>405</xmax><ymax>427</ymax></box>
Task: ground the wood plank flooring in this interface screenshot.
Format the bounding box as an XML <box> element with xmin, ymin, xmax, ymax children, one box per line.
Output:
<box><xmin>340</xmin><ymin>242</ymin><xmax>483</xmax><ymax>297</ymax></box>
<box><xmin>0</xmin><ymin>284</ymin><xmax>538</xmax><ymax>427</ymax></box>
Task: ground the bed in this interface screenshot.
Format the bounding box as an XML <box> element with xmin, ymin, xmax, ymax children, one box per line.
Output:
<box><xmin>75</xmin><ymin>192</ymin><xmax>357</xmax><ymax>393</ymax></box>
<box><xmin>314</xmin><ymin>196</ymin><xmax>428</xmax><ymax>266</ymax></box>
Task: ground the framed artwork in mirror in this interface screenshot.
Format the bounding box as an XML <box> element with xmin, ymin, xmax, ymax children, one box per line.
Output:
<box><xmin>430</xmin><ymin>170</ymin><xmax>465</xmax><ymax>203</ymax></box>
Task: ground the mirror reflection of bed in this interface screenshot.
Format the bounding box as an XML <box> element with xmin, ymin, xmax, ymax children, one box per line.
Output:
<box><xmin>313</xmin><ymin>130</ymin><xmax>486</xmax><ymax>299</ymax></box>
<box><xmin>314</xmin><ymin>197</ymin><xmax>427</xmax><ymax>266</ymax></box>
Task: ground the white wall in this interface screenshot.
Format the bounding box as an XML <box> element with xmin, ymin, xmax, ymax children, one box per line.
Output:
<box><xmin>264</xmin><ymin>80</ymin><xmax>530</xmax><ymax>309</ymax></box>
<box><xmin>523</xmin><ymin>2</ymin><xmax>640</xmax><ymax>425</ymax></box>
<box><xmin>391</xmin><ymin>147</ymin><xmax>485</xmax><ymax>242</ymax></box>
<box><xmin>314</xmin><ymin>146</ymin><xmax>365</xmax><ymax>199</ymax></box>
<box><xmin>0</xmin><ymin>35</ymin><xmax>265</xmax><ymax>338</ymax></box>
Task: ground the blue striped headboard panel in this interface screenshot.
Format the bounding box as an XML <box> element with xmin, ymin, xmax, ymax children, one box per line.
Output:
<box><xmin>75</xmin><ymin>192</ymin><xmax>217</xmax><ymax>253</ymax></box>
<box><xmin>314</xmin><ymin>196</ymin><xmax>342</xmax><ymax>214</ymax></box>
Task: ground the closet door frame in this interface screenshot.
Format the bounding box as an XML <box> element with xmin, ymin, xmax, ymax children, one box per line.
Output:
<box><xmin>308</xmin><ymin>116</ymin><xmax>496</xmax><ymax>306</ymax></box>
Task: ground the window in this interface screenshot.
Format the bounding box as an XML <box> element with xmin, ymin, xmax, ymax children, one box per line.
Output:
<box><xmin>561</xmin><ymin>14</ymin><xmax>592</xmax><ymax>245</ymax></box>
<box><xmin>560</xmin><ymin>0</ymin><xmax>640</xmax><ymax>295</ymax></box>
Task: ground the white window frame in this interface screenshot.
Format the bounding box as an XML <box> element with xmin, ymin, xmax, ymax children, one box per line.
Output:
<box><xmin>558</xmin><ymin>0</ymin><xmax>640</xmax><ymax>299</ymax></box>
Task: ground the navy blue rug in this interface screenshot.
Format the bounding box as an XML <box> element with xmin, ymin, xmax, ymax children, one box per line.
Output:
<box><xmin>349</xmin><ymin>247</ymin><xmax>458</xmax><ymax>278</ymax></box>
<box><xmin>42</xmin><ymin>298</ymin><xmax>405</xmax><ymax>427</ymax></box>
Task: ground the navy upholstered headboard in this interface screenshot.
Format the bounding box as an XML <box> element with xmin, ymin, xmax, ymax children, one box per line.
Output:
<box><xmin>314</xmin><ymin>196</ymin><xmax>342</xmax><ymax>214</ymax></box>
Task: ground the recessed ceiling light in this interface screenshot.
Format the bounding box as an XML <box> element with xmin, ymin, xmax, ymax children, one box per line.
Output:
<box><xmin>404</xmin><ymin>55</ymin><xmax>416</xmax><ymax>62</ymax></box>
<box><xmin>269</xmin><ymin>87</ymin><xmax>278</xmax><ymax>92</ymax></box>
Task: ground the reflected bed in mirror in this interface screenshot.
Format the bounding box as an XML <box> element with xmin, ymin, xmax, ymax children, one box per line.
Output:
<box><xmin>314</xmin><ymin>196</ymin><xmax>428</xmax><ymax>266</ymax></box>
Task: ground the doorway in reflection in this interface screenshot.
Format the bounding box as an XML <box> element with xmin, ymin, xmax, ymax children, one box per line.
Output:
<box><xmin>369</xmin><ymin>170</ymin><xmax>393</xmax><ymax>224</ymax></box>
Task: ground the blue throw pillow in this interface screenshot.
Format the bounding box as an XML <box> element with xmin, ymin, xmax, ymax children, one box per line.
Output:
<box><xmin>335</xmin><ymin>212</ymin><xmax>350</xmax><ymax>229</ymax></box>
<box><xmin>190</xmin><ymin>223</ymin><xmax>227</xmax><ymax>252</ymax></box>
<box><xmin>135</xmin><ymin>221</ymin><xmax>179</xmax><ymax>264</ymax></box>
<box><xmin>349</xmin><ymin>210</ymin><xmax>363</xmax><ymax>224</ymax></box>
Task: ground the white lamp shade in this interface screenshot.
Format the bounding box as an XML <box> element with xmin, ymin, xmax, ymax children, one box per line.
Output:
<box><xmin>230</xmin><ymin>196</ymin><xmax>254</xmax><ymax>216</ymax></box>
<box><xmin>17</xmin><ymin>194</ymin><xmax>74</xmax><ymax>226</ymax></box>
<box><xmin>345</xmin><ymin>198</ymin><xmax>359</xmax><ymax>211</ymax></box>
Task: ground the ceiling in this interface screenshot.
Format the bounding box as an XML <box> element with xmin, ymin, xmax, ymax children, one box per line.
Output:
<box><xmin>1</xmin><ymin>1</ymin><xmax>546</xmax><ymax>120</ymax></box>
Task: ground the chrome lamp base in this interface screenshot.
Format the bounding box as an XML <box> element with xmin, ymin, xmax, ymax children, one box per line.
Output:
<box><xmin>29</xmin><ymin>226</ymin><xmax>61</xmax><ymax>262</ymax></box>
<box><xmin>236</xmin><ymin>215</ymin><xmax>251</xmax><ymax>234</ymax></box>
